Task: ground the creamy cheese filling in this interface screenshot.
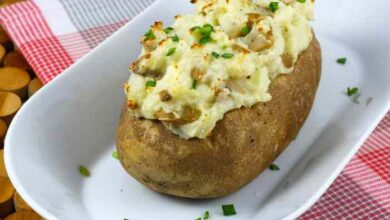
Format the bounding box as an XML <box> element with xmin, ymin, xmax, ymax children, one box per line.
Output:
<box><xmin>125</xmin><ymin>0</ymin><xmax>314</xmax><ymax>139</ymax></box>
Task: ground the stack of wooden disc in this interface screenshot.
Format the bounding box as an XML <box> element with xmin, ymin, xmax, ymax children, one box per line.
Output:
<box><xmin>0</xmin><ymin>0</ymin><xmax>44</xmax><ymax>219</ymax></box>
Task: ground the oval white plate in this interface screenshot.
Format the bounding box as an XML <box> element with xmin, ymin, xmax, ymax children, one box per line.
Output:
<box><xmin>5</xmin><ymin>0</ymin><xmax>390</xmax><ymax>219</ymax></box>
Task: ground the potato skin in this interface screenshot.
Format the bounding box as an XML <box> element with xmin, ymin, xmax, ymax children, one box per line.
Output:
<box><xmin>116</xmin><ymin>37</ymin><xmax>322</xmax><ymax>198</ymax></box>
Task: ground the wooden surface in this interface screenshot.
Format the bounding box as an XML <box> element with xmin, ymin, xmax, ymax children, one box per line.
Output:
<box><xmin>27</xmin><ymin>78</ymin><xmax>43</xmax><ymax>98</ymax></box>
<box><xmin>0</xmin><ymin>177</ymin><xmax>15</xmax><ymax>217</ymax></box>
<box><xmin>3</xmin><ymin>52</ymin><xmax>31</xmax><ymax>71</ymax></box>
<box><xmin>0</xmin><ymin>1</ymin><xmax>44</xmax><ymax>218</ymax></box>
<box><xmin>0</xmin><ymin>150</ymin><xmax>7</xmax><ymax>178</ymax></box>
<box><xmin>13</xmin><ymin>192</ymin><xmax>32</xmax><ymax>212</ymax></box>
<box><xmin>0</xmin><ymin>92</ymin><xmax>21</xmax><ymax>124</ymax></box>
<box><xmin>0</xmin><ymin>27</ymin><xmax>10</xmax><ymax>45</ymax></box>
<box><xmin>0</xmin><ymin>121</ymin><xmax>6</xmax><ymax>147</ymax></box>
<box><xmin>2</xmin><ymin>0</ymin><xmax>23</xmax><ymax>4</ymax></box>
<box><xmin>4</xmin><ymin>211</ymin><xmax>41</xmax><ymax>220</ymax></box>
<box><xmin>0</xmin><ymin>68</ymin><xmax>30</xmax><ymax>99</ymax></box>
<box><xmin>0</xmin><ymin>45</ymin><xmax>5</xmax><ymax>64</ymax></box>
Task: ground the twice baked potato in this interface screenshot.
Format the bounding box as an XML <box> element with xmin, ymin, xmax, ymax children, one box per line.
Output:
<box><xmin>116</xmin><ymin>0</ymin><xmax>321</xmax><ymax>198</ymax></box>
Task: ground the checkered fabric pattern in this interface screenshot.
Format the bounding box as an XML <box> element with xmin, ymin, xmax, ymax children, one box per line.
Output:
<box><xmin>0</xmin><ymin>0</ymin><xmax>389</xmax><ymax>219</ymax></box>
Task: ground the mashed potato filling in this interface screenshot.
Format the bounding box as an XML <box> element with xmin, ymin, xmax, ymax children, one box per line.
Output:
<box><xmin>125</xmin><ymin>0</ymin><xmax>314</xmax><ymax>139</ymax></box>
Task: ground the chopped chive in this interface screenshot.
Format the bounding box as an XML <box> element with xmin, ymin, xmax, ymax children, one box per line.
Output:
<box><xmin>347</xmin><ymin>87</ymin><xmax>359</xmax><ymax>96</ymax></box>
<box><xmin>199</xmin><ymin>36</ymin><xmax>212</xmax><ymax>45</ymax></box>
<box><xmin>337</xmin><ymin>57</ymin><xmax>347</xmax><ymax>64</ymax></box>
<box><xmin>192</xmin><ymin>79</ymin><xmax>198</xmax><ymax>89</ymax></box>
<box><xmin>164</xmin><ymin>27</ymin><xmax>174</xmax><ymax>34</ymax></box>
<box><xmin>145</xmin><ymin>80</ymin><xmax>157</xmax><ymax>87</ymax></box>
<box><xmin>269</xmin><ymin>164</ymin><xmax>280</xmax><ymax>171</ymax></box>
<box><xmin>195</xmin><ymin>218</ymin><xmax>201</xmax><ymax>220</ymax></box>
<box><xmin>296</xmin><ymin>0</ymin><xmax>306</xmax><ymax>3</ymax></box>
<box><xmin>112</xmin><ymin>151</ymin><xmax>119</xmax><ymax>160</ymax></box>
<box><xmin>171</xmin><ymin>35</ymin><xmax>179</xmax><ymax>42</ymax></box>
<box><xmin>241</xmin><ymin>24</ymin><xmax>251</xmax><ymax>36</ymax></box>
<box><xmin>212</xmin><ymin>51</ymin><xmax>220</xmax><ymax>59</ymax></box>
<box><xmin>222</xmin><ymin>45</ymin><xmax>228</xmax><ymax>49</ymax></box>
<box><xmin>269</xmin><ymin>2</ymin><xmax>279</xmax><ymax>12</ymax></box>
<box><xmin>190</xmin><ymin>26</ymin><xmax>201</xmax><ymax>31</ymax></box>
<box><xmin>199</xmin><ymin>24</ymin><xmax>214</xmax><ymax>36</ymax></box>
<box><xmin>144</xmin><ymin>29</ymin><xmax>155</xmax><ymax>41</ymax></box>
<box><xmin>203</xmin><ymin>211</ymin><xmax>210</xmax><ymax>219</ymax></box>
<box><xmin>167</xmin><ymin>47</ymin><xmax>176</xmax><ymax>56</ymax></box>
<box><xmin>222</xmin><ymin>53</ymin><xmax>234</xmax><ymax>59</ymax></box>
<box><xmin>222</xmin><ymin>204</ymin><xmax>236</xmax><ymax>216</ymax></box>
<box><xmin>192</xmin><ymin>24</ymin><xmax>215</xmax><ymax>45</ymax></box>
<box><xmin>79</xmin><ymin>165</ymin><xmax>90</xmax><ymax>177</ymax></box>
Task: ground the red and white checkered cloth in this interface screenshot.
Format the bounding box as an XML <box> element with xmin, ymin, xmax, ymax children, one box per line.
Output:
<box><xmin>0</xmin><ymin>0</ymin><xmax>389</xmax><ymax>219</ymax></box>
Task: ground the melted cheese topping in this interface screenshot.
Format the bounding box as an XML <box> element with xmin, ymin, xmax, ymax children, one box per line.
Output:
<box><xmin>125</xmin><ymin>0</ymin><xmax>314</xmax><ymax>139</ymax></box>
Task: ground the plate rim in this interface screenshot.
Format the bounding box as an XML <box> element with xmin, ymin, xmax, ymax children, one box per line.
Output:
<box><xmin>282</xmin><ymin>104</ymin><xmax>390</xmax><ymax>220</ymax></box>
<box><xmin>4</xmin><ymin>0</ymin><xmax>390</xmax><ymax>219</ymax></box>
<box><xmin>3</xmin><ymin>1</ymin><xmax>162</xmax><ymax>219</ymax></box>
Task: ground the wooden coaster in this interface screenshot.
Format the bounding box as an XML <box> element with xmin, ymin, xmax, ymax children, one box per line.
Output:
<box><xmin>0</xmin><ymin>45</ymin><xmax>5</xmax><ymax>65</ymax></box>
<box><xmin>28</xmin><ymin>78</ymin><xmax>43</xmax><ymax>98</ymax></box>
<box><xmin>0</xmin><ymin>68</ymin><xmax>31</xmax><ymax>100</ymax></box>
<box><xmin>0</xmin><ymin>177</ymin><xmax>15</xmax><ymax>218</ymax></box>
<box><xmin>12</xmin><ymin>43</ymin><xmax>19</xmax><ymax>52</ymax></box>
<box><xmin>0</xmin><ymin>26</ymin><xmax>10</xmax><ymax>45</ymax></box>
<box><xmin>5</xmin><ymin>211</ymin><xmax>42</xmax><ymax>220</ymax></box>
<box><xmin>3</xmin><ymin>52</ymin><xmax>31</xmax><ymax>72</ymax></box>
<box><xmin>13</xmin><ymin>192</ymin><xmax>32</xmax><ymax>212</ymax></box>
<box><xmin>0</xmin><ymin>120</ymin><xmax>7</xmax><ymax>145</ymax></box>
<box><xmin>2</xmin><ymin>0</ymin><xmax>24</xmax><ymax>4</ymax></box>
<box><xmin>0</xmin><ymin>92</ymin><xmax>22</xmax><ymax>124</ymax></box>
<box><xmin>0</xmin><ymin>149</ymin><xmax>7</xmax><ymax>178</ymax></box>
<box><xmin>0</xmin><ymin>3</ymin><xmax>11</xmax><ymax>8</ymax></box>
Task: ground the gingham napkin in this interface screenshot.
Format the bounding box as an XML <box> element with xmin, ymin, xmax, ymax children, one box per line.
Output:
<box><xmin>0</xmin><ymin>0</ymin><xmax>389</xmax><ymax>219</ymax></box>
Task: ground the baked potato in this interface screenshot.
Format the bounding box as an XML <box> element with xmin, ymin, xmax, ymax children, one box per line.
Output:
<box><xmin>116</xmin><ymin>36</ymin><xmax>322</xmax><ymax>198</ymax></box>
<box><xmin>116</xmin><ymin>36</ymin><xmax>321</xmax><ymax>198</ymax></box>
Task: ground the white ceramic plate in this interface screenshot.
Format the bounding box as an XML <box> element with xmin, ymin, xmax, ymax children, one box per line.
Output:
<box><xmin>5</xmin><ymin>0</ymin><xmax>390</xmax><ymax>219</ymax></box>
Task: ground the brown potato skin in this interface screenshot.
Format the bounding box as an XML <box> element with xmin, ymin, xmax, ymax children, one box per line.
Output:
<box><xmin>116</xmin><ymin>37</ymin><xmax>322</xmax><ymax>198</ymax></box>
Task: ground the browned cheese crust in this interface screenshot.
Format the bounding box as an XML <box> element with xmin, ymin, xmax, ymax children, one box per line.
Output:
<box><xmin>116</xmin><ymin>37</ymin><xmax>322</xmax><ymax>198</ymax></box>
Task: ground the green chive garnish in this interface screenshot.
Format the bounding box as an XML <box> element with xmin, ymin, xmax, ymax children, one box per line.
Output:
<box><xmin>241</xmin><ymin>24</ymin><xmax>251</xmax><ymax>36</ymax></box>
<box><xmin>203</xmin><ymin>211</ymin><xmax>210</xmax><ymax>219</ymax></box>
<box><xmin>171</xmin><ymin>35</ymin><xmax>179</xmax><ymax>42</ymax></box>
<box><xmin>164</xmin><ymin>27</ymin><xmax>174</xmax><ymax>34</ymax></box>
<box><xmin>269</xmin><ymin>2</ymin><xmax>279</xmax><ymax>12</ymax></box>
<box><xmin>199</xmin><ymin>36</ymin><xmax>212</xmax><ymax>45</ymax></box>
<box><xmin>144</xmin><ymin>29</ymin><xmax>155</xmax><ymax>41</ymax></box>
<box><xmin>212</xmin><ymin>51</ymin><xmax>220</xmax><ymax>59</ymax></box>
<box><xmin>79</xmin><ymin>165</ymin><xmax>90</xmax><ymax>177</ymax></box>
<box><xmin>192</xmin><ymin>24</ymin><xmax>215</xmax><ymax>45</ymax></box>
<box><xmin>222</xmin><ymin>45</ymin><xmax>228</xmax><ymax>49</ymax></box>
<box><xmin>347</xmin><ymin>87</ymin><xmax>359</xmax><ymax>96</ymax></box>
<box><xmin>337</xmin><ymin>57</ymin><xmax>347</xmax><ymax>64</ymax></box>
<box><xmin>269</xmin><ymin>164</ymin><xmax>280</xmax><ymax>171</ymax></box>
<box><xmin>195</xmin><ymin>218</ymin><xmax>201</xmax><ymax>220</ymax></box>
<box><xmin>112</xmin><ymin>151</ymin><xmax>119</xmax><ymax>160</ymax></box>
<box><xmin>145</xmin><ymin>80</ymin><xmax>157</xmax><ymax>87</ymax></box>
<box><xmin>190</xmin><ymin>26</ymin><xmax>201</xmax><ymax>31</ymax></box>
<box><xmin>222</xmin><ymin>204</ymin><xmax>236</xmax><ymax>216</ymax></box>
<box><xmin>192</xmin><ymin>79</ymin><xmax>198</xmax><ymax>89</ymax></box>
<box><xmin>296</xmin><ymin>0</ymin><xmax>306</xmax><ymax>3</ymax></box>
<box><xmin>199</xmin><ymin>24</ymin><xmax>214</xmax><ymax>36</ymax></box>
<box><xmin>167</xmin><ymin>47</ymin><xmax>176</xmax><ymax>56</ymax></box>
<box><xmin>222</xmin><ymin>53</ymin><xmax>234</xmax><ymax>59</ymax></box>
